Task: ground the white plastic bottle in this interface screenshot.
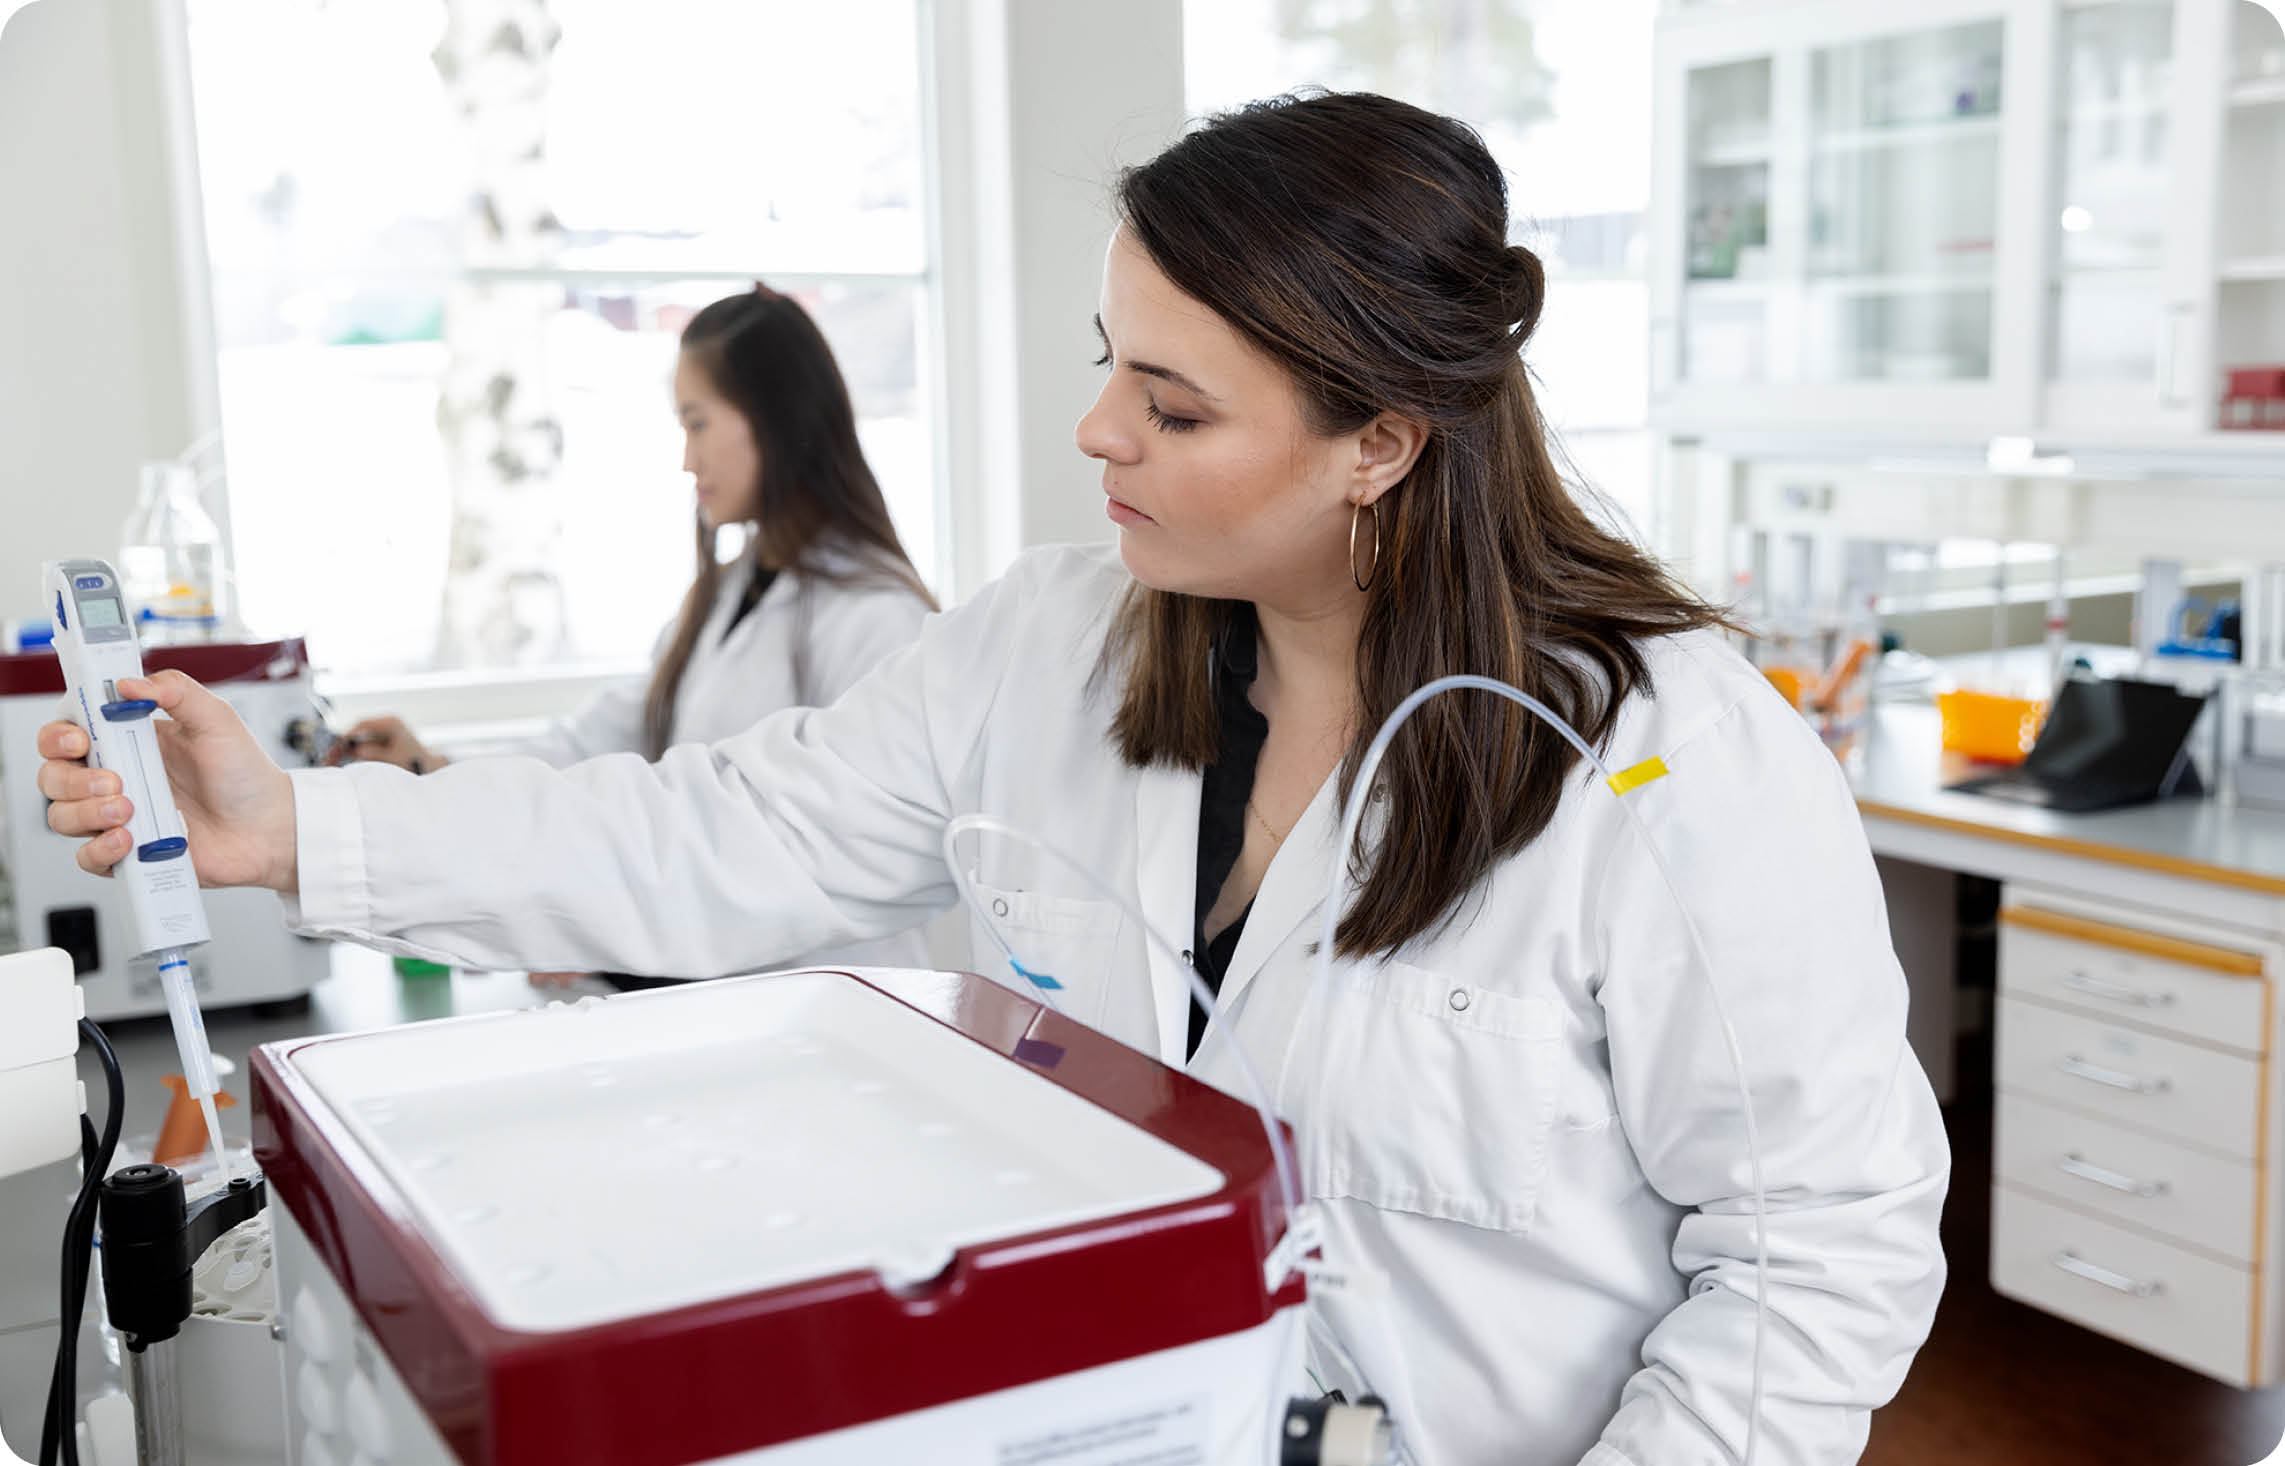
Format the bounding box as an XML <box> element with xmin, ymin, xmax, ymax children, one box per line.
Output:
<box><xmin>119</xmin><ymin>462</ymin><xmax>230</xmax><ymax>643</ymax></box>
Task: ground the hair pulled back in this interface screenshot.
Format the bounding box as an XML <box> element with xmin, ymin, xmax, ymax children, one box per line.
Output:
<box><xmin>1106</xmin><ymin>91</ymin><xmax>1727</xmax><ymax>958</ymax></box>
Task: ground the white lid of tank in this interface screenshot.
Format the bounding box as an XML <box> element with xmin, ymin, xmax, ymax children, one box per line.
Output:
<box><xmin>288</xmin><ymin>971</ymin><xmax>1226</xmax><ymax>1333</ymax></box>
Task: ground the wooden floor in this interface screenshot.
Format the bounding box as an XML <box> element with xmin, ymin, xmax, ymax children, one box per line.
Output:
<box><xmin>1863</xmin><ymin>1082</ymin><xmax>2285</xmax><ymax>1466</ymax></box>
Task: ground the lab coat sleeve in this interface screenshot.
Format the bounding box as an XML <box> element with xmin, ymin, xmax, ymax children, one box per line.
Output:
<box><xmin>1582</xmin><ymin>690</ymin><xmax>1950</xmax><ymax>1466</ymax></box>
<box><xmin>282</xmin><ymin>553</ymin><xmax>1053</xmax><ymax>976</ymax></box>
<box><xmin>509</xmin><ymin>671</ymin><xmax>651</xmax><ymax>767</ymax></box>
<box><xmin>488</xmin><ymin>615</ymin><xmax>677</xmax><ymax>767</ymax></box>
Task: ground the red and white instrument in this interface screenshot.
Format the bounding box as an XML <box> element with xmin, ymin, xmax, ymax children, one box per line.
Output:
<box><xmin>252</xmin><ymin>967</ymin><xmax>1310</xmax><ymax>1466</ymax></box>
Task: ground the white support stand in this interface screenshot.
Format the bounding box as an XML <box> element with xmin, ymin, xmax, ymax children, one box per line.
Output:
<box><xmin>0</xmin><ymin>947</ymin><xmax>83</xmax><ymax>1466</ymax></box>
<box><xmin>0</xmin><ymin>948</ymin><xmax>80</xmax><ymax>1180</ymax></box>
<box><xmin>2137</xmin><ymin>557</ymin><xmax>2186</xmax><ymax>661</ymax></box>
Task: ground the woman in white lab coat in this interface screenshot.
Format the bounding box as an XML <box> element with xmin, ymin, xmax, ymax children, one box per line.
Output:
<box><xmin>43</xmin><ymin>93</ymin><xmax>1947</xmax><ymax>1465</ymax></box>
<box><xmin>331</xmin><ymin>284</ymin><xmax>937</xmax><ymax>974</ymax></box>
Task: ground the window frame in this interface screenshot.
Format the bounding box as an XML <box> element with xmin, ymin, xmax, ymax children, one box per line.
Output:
<box><xmin>177</xmin><ymin>0</ymin><xmax>953</xmax><ymax>703</ymax></box>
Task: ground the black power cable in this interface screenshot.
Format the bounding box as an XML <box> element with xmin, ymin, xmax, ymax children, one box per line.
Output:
<box><xmin>41</xmin><ymin>1018</ymin><xmax>123</xmax><ymax>1466</ymax></box>
<box><xmin>30</xmin><ymin>1114</ymin><xmax>92</xmax><ymax>1466</ymax></box>
<box><xmin>35</xmin><ymin>1114</ymin><xmax>97</xmax><ymax>1466</ymax></box>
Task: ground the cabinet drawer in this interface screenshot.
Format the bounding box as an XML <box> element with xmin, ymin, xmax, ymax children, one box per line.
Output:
<box><xmin>1992</xmin><ymin>1185</ymin><xmax>2255</xmax><ymax>1387</ymax></box>
<box><xmin>1996</xmin><ymin>995</ymin><xmax>2261</xmax><ymax>1158</ymax></box>
<box><xmin>2000</xmin><ymin>906</ymin><xmax>2268</xmax><ymax>1055</ymax></box>
<box><xmin>1995</xmin><ymin>1092</ymin><xmax>2258</xmax><ymax>1263</ymax></box>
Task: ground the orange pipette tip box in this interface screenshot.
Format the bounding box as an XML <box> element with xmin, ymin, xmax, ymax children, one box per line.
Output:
<box><xmin>1937</xmin><ymin>689</ymin><xmax>2048</xmax><ymax>765</ymax></box>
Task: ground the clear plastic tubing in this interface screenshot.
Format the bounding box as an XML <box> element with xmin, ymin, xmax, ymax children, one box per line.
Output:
<box><xmin>1312</xmin><ymin>675</ymin><xmax>1771</xmax><ymax>1466</ymax></box>
<box><xmin>942</xmin><ymin>815</ymin><xmax>1303</xmax><ymax>1229</ymax></box>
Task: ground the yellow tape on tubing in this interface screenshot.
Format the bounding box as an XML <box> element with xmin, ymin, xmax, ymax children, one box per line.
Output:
<box><xmin>1606</xmin><ymin>756</ymin><xmax>1670</xmax><ymax>796</ymax></box>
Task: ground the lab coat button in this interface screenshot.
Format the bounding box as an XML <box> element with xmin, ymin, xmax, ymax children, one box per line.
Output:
<box><xmin>991</xmin><ymin>898</ymin><xmax>1009</xmax><ymax>918</ymax></box>
<box><xmin>1448</xmin><ymin>988</ymin><xmax>1471</xmax><ymax>1013</ymax></box>
<box><xmin>1182</xmin><ymin>949</ymin><xmax>1193</xmax><ymax>964</ymax></box>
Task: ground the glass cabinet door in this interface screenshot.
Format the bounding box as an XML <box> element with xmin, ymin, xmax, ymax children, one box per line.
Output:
<box><xmin>2047</xmin><ymin>1</ymin><xmax>2177</xmax><ymax>387</ymax></box>
<box><xmin>1681</xmin><ymin>57</ymin><xmax>1774</xmax><ymax>383</ymax></box>
<box><xmin>1802</xmin><ymin>18</ymin><xmax>2008</xmax><ymax>383</ymax></box>
<box><xmin>2219</xmin><ymin>0</ymin><xmax>2285</xmax><ymax>414</ymax></box>
<box><xmin>1655</xmin><ymin>0</ymin><xmax>2042</xmax><ymax>432</ymax></box>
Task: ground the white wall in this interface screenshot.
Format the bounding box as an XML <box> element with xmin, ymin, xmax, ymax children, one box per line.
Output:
<box><xmin>930</xmin><ymin>0</ymin><xmax>1187</xmax><ymax>596</ymax></box>
<box><xmin>0</xmin><ymin>0</ymin><xmax>216</xmax><ymax>619</ymax></box>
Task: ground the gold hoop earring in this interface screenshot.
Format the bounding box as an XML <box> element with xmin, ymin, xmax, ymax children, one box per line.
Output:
<box><xmin>1349</xmin><ymin>500</ymin><xmax>1381</xmax><ymax>593</ymax></box>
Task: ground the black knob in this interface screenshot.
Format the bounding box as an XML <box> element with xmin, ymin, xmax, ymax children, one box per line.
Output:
<box><xmin>99</xmin><ymin>1164</ymin><xmax>192</xmax><ymax>1347</ymax></box>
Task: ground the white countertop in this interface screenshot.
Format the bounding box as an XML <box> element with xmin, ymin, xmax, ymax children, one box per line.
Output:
<box><xmin>1853</xmin><ymin>702</ymin><xmax>2285</xmax><ymax>896</ymax></box>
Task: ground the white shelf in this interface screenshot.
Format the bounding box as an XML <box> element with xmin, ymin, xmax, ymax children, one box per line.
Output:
<box><xmin>1694</xmin><ymin>140</ymin><xmax>1773</xmax><ymax>168</ymax></box>
<box><xmin>2018</xmin><ymin>430</ymin><xmax>2285</xmax><ymax>466</ymax></box>
<box><xmin>1684</xmin><ymin>277</ymin><xmax>1774</xmax><ymax>300</ymax></box>
<box><xmin>1805</xmin><ymin>272</ymin><xmax>1995</xmax><ymax>297</ymax></box>
<box><xmin>2220</xmin><ymin>258</ymin><xmax>2285</xmax><ymax>284</ymax></box>
<box><xmin>2059</xmin><ymin>99</ymin><xmax>2168</xmax><ymax>126</ymax></box>
<box><xmin>1684</xmin><ymin>273</ymin><xmax>2000</xmax><ymax>298</ymax></box>
<box><xmin>1813</xmin><ymin>114</ymin><xmax>2004</xmax><ymax>154</ymax></box>
<box><xmin>2230</xmin><ymin>77</ymin><xmax>2285</xmax><ymax>110</ymax></box>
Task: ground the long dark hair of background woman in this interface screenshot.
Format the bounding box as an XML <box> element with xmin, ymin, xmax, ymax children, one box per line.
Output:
<box><xmin>646</xmin><ymin>286</ymin><xmax>936</xmax><ymax>758</ymax></box>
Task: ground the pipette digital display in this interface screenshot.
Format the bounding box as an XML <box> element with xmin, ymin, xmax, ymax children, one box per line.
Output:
<box><xmin>45</xmin><ymin>557</ymin><xmax>230</xmax><ymax>1179</ymax></box>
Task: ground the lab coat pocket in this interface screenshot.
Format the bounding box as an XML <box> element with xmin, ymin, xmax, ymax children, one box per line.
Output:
<box><xmin>1307</xmin><ymin>961</ymin><xmax>1562</xmax><ymax>1234</ymax></box>
<box><xmin>965</xmin><ymin>879</ymin><xmax>1124</xmax><ymax>1028</ymax></box>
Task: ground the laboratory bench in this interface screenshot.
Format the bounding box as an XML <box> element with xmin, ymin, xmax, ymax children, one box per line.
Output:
<box><xmin>1856</xmin><ymin>700</ymin><xmax>2285</xmax><ymax>1392</ymax></box>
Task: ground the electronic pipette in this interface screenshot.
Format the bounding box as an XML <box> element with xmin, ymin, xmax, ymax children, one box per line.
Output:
<box><xmin>45</xmin><ymin>558</ymin><xmax>230</xmax><ymax>1180</ymax></box>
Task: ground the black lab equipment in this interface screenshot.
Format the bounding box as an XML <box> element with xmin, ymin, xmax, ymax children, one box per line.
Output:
<box><xmin>1946</xmin><ymin>674</ymin><xmax>2208</xmax><ymax>814</ymax></box>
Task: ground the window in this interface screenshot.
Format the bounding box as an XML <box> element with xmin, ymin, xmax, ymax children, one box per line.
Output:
<box><xmin>1185</xmin><ymin>0</ymin><xmax>1657</xmax><ymax>538</ymax></box>
<box><xmin>185</xmin><ymin>0</ymin><xmax>935</xmax><ymax>677</ymax></box>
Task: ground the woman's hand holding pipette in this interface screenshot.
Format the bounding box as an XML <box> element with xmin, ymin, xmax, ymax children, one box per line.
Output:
<box><xmin>36</xmin><ymin>670</ymin><xmax>299</xmax><ymax>893</ymax></box>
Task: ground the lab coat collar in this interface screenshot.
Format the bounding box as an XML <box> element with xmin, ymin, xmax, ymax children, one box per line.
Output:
<box><xmin>1217</xmin><ymin>770</ymin><xmax>1339</xmax><ymax>1033</ymax></box>
<box><xmin>1133</xmin><ymin>761</ymin><xmax>1200</xmax><ymax>1068</ymax></box>
<box><xmin>704</xmin><ymin>557</ymin><xmax>785</xmax><ymax>636</ymax></box>
<box><xmin>1134</xmin><ymin>754</ymin><xmax>1344</xmax><ymax>1072</ymax></box>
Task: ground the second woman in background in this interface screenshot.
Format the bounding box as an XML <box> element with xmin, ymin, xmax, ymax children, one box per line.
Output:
<box><xmin>336</xmin><ymin>285</ymin><xmax>939</xmax><ymax>974</ymax></box>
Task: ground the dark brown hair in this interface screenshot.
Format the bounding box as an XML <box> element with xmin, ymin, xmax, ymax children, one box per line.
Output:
<box><xmin>1106</xmin><ymin>91</ymin><xmax>1728</xmax><ymax>959</ymax></box>
<box><xmin>645</xmin><ymin>285</ymin><xmax>935</xmax><ymax>758</ymax></box>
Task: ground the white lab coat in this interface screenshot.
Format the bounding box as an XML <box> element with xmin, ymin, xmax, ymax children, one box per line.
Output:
<box><xmin>286</xmin><ymin>543</ymin><xmax>1948</xmax><ymax>1466</ymax></box>
<box><xmin>494</xmin><ymin>555</ymin><xmax>934</xmax><ymax>972</ymax></box>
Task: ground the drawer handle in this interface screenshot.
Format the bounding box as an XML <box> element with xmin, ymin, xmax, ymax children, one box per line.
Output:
<box><xmin>2059</xmin><ymin>1055</ymin><xmax>2171</xmax><ymax>1096</ymax></box>
<box><xmin>2058</xmin><ymin>1152</ymin><xmax>2170</xmax><ymax>1199</ymax></box>
<box><xmin>2060</xmin><ymin>971</ymin><xmax>2175</xmax><ymax>1009</ymax></box>
<box><xmin>2052</xmin><ymin>1250</ymin><xmax>2164</xmax><ymax>1298</ymax></box>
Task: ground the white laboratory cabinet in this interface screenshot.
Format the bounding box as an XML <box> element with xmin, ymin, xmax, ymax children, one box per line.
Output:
<box><xmin>1650</xmin><ymin>0</ymin><xmax>2285</xmax><ymax>445</ymax></box>
<box><xmin>1991</xmin><ymin>888</ymin><xmax>2285</xmax><ymax>1386</ymax></box>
